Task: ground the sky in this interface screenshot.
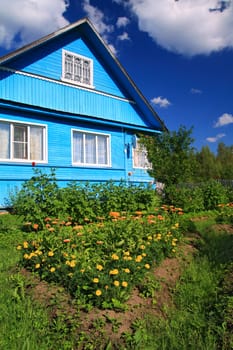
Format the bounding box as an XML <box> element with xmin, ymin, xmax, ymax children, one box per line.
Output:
<box><xmin>0</xmin><ymin>0</ymin><xmax>233</xmax><ymax>153</ymax></box>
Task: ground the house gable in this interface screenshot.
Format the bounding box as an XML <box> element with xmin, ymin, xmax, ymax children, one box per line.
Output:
<box><xmin>0</xmin><ymin>18</ymin><xmax>165</xmax><ymax>133</ymax></box>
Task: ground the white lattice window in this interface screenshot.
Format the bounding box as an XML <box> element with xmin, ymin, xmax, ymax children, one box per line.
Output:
<box><xmin>133</xmin><ymin>137</ymin><xmax>151</xmax><ymax>169</ymax></box>
<box><xmin>72</xmin><ymin>130</ymin><xmax>110</xmax><ymax>166</ymax></box>
<box><xmin>0</xmin><ymin>120</ymin><xmax>47</xmax><ymax>162</ymax></box>
<box><xmin>62</xmin><ymin>50</ymin><xmax>93</xmax><ymax>87</ymax></box>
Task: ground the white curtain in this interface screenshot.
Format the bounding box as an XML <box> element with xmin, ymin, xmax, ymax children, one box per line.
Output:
<box><xmin>97</xmin><ymin>135</ymin><xmax>107</xmax><ymax>164</ymax></box>
<box><xmin>30</xmin><ymin>126</ymin><xmax>43</xmax><ymax>160</ymax></box>
<box><xmin>73</xmin><ymin>132</ymin><xmax>83</xmax><ymax>163</ymax></box>
<box><xmin>0</xmin><ymin>122</ymin><xmax>10</xmax><ymax>159</ymax></box>
<box><xmin>85</xmin><ymin>134</ymin><xmax>96</xmax><ymax>164</ymax></box>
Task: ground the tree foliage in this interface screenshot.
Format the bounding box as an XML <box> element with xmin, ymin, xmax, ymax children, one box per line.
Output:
<box><xmin>142</xmin><ymin>127</ymin><xmax>233</xmax><ymax>186</ymax></box>
<box><xmin>142</xmin><ymin>126</ymin><xmax>197</xmax><ymax>186</ymax></box>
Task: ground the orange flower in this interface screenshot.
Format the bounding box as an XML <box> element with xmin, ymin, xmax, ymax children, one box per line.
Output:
<box><xmin>109</xmin><ymin>211</ymin><xmax>120</xmax><ymax>218</ymax></box>
<box><xmin>63</xmin><ymin>239</ymin><xmax>71</xmax><ymax>243</ymax></box>
<box><xmin>33</xmin><ymin>223</ymin><xmax>39</xmax><ymax>230</ymax></box>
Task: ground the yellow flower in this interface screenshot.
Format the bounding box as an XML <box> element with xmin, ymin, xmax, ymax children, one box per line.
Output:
<box><xmin>122</xmin><ymin>281</ymin><xmax>128</xmax><ymax>288</ymax></box>
<box><xmin>23</xmin><ymin>241</ymin><xmax>29</xmax><ymax>249</ymax></box>
<box><xmin>16</xmin><ymin>245</ymin><xmax>22</xmax><ymax>250</ymax></box>
<box><xmin>109</xmin><ymin>269</ymin><xmax>119</xmax><ymax>275</ymax></box>
<box><xmin>48</xmin><ymin>251</ymin><xmax>54</xmax><ymax>257</ymax></box>
<box><xmin>35</xmin><ymin>263</ymin><xmax>40</xmax><ymax>269</ymax></box>
<box><xmin>124</xmin><ymin>251</ymin><xmax>130</xmax><ymax>256</ymax></box>
<box><xmin>113</xmin><ymin>280</ymin><xmax>120</xmax><ymax>287</ymax></box>
<box><xmin>140</xmin><ymin>245</ymin><xmax>145</xmax><ymax>250</ymax></box>
<box><xmin>111</xmin><ymin>253</ymin><xmax>119</xmax><ymax>260</ymax></box>
<box><xmin>50</xmin><ymin>267</ymin><xmax>56</xmax><ymax>272</ymax></box>
<box><xmin>142</xmin><ymin>253</ymin><xmax>147</xmax><ymax>257</ymax></box>
<box><xmin>135</xmin><ymin>255</ymin><xmax>143</xmax><ymax>263</ymax></box>
<box><xmin>80</xmin><ymin>269</ymin><xmax>85</xmax><ymax>273</ymax></box>
<box><xmin>124</xmin><ymin>268</ymin><xmax>130</xmax><ymax>273</ymax></box>
<box><xmin>147</xmin><ymin>236</ymin><xmax>152</xmax><ymax>240</ymax></box>
<box><xmin>24</xmin><ymin>253</ymin><xmax>29</xmax><ymax>259</ymax></box>
<box><xmin>145</xmin><ymin>264</ymin><xmax>150</xmax><ymax>269</ymax></box>
<box><xmin>96</xmin><ymin>264</ymin><xmax>103</xmax><ymax>271</ymax></box>
<box><xmin>93</xmin><ymin>278</ymin><xmax>99</xmax><ymax>283</ymax></box>
<box><xmin>70</xmin><ymin>260</ymin><xmax>76</xmax><ymax>268</ymax></box>
<box><xmin>96</xmin><ymin>289</ymin><xmax>102</xmax><ymax>296</ymax></box>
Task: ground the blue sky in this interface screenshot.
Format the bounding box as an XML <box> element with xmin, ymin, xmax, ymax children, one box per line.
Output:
<box><xmin>0</xmin><ymin>0</ymin><xmax>233</xmax><ymax>153</ymax></box>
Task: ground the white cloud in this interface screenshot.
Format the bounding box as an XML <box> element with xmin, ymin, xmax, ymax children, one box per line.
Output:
<box><xmin>116</xmin><ymin>17</ymin><xmax>130</xmax><ymax>28</ymax></box>
<box><xmin>206</xmin><ymin>133</ymin><xmax>226</xmax><ymax>142</ymax></box>
<box><xmin>82</xmin><ymin>0</ymin><xmax>117</xmax><ymax>54</ymax></box>
<box><xmin>191</xmin><ymin>88</ymin><xmax>202</xmax><ymax>94</ymax></box>
<box><xmin>127</xmin><ymin>0</ymin><xmax>233</xmax><ymax>56</ymax></box>
<box><xmin>118</xmin><ymin>32</ymin><xmax>130</xmax><ymax>41</ymax></box>
<box><xmin>83</xmin><ymin>0</ymin><xmax>113</xmax><ymax>36</ymax></box>
<box><xmin>0</xmin><ymin>0</ymin><xmax>69</xmax><ymax>50</ymax></box>
<box><xmin>151</xmin><ymin>96</ymin><xmax>171</xmax><ymax>108</ymax></box>
<box><xmin>214</xmin><ymin>113</ymin><xmax>233</xmax><ymax>127</ymax></box>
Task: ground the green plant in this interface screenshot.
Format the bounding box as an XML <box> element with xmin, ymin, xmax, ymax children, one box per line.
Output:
<box><xmin>201</xmin><ymin>180</ymin><xmax>228</xmax><ymax>210</ymax></box>
<box><xmin>9</xmin><ymin>168</ymin><xmax>65</xmax><ymax>229</ymax></box>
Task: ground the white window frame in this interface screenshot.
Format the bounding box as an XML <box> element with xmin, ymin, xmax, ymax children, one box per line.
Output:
<box><xmin>62</xmin><ymin>49</ymin><xmax>94</xmax><ymax>88</ymax></box>
<box><xmin>72</xmin><ymin>129</ymin><xmax>111</xmax><ymax>167</ymax></box>
<box><xmin>133</xmin><ymin>137</ymin><xmax>151</xmax><ymax>169</ymax></box>
<box><xmin>0</xmin><ymin>119</ymin><xmax>47</xmax><ymax>163</ymax></box>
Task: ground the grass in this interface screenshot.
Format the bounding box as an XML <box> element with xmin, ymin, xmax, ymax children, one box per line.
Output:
<box><xmin>0</xmin><ymin>215</ymin><xmax>78</xmax><ymax>350</ymax></box>
<box><xmin>124</xmin><ymin>218</ymin><xmax>233</xmax><ymax>350</ymax></box>
<box><xmin>0</xmin><ymin>213</ymin><xmax>233</xmax><ymax>349</ymax></box>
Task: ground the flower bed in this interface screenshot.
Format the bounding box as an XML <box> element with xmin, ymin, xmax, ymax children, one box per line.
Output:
<box><xmin>17</xmin><ymin>206</ymin><xmax>183</xmax><ymax>309</ymax></box>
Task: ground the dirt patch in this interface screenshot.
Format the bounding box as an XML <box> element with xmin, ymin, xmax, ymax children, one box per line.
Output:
<box><xmin>211</xmin><ymin>224</ymin><xmax>233</xmax><ymax>234</ymax></box>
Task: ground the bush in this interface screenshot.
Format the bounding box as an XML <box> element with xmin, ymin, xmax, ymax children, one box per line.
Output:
<box><xmin>164</xmin><ymin>180</ymin><xmax>229</xmax><ymax>213</ymax></box>
<box><xmin>10</xmin><ymin>169</ymin><xmax>160</xmax><ymax>227</ymax></box>
<box><xmin>200</xmin><ymin>180</ymin><xmax>228</xmax><ymax>210</ymax></box>
<box><xmin>9</xmin><ymin>169</ymin><xmax>65</xmax><ymax>229</ymax></box>
<box><xmin>164</xmin><ymin>185</ymin><xmax>204</xmax><ymax>213</ymax></box>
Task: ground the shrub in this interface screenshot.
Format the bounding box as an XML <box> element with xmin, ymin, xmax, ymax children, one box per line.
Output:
<box><xmin>164</xmin><ymin>185</ymin><xmax>204</xmax><ymax>213</ymax></box>
<box><xmin>200</xmin><ymin>180</ymin><xmax>228</xmax><ymax>210</ymax></box>
<box><xmin>9</xmin><ymin>168</ymin><xmax>65</xmax><ymax>229</ymax></box>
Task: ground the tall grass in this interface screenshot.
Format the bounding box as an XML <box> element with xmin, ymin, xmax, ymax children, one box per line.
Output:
<box><xmin>0</xmin><ymin>215</ymin><xmax>77</xmax><ymax>350</ymax></box>
<box><xmin>125</xmin><ymin>219</ymin><xmax>233</xmax><ymax>350</ymax></box>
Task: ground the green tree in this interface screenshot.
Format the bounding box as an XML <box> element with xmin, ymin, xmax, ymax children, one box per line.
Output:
<box><xmin>217</xmin><ymin>142</ymin><xmax>233</xmax><ymax>179</ymax></box>
<box><xmin>142</xmin><ymin>126</ymin><xmax>197</xmax><ymax>186</ymax></box>
<box><xmin>195</xmin><ymin>145</ymin><xmax>221</xmax><ymax>181</ymax></box>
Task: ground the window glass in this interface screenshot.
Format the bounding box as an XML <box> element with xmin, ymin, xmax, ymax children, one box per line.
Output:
<box><xmin>133</xmin><ymin>138</ymin><xmax>151</xmax><ymax>169</ymax></box>
<box><xmin>73</xmin><ymin>131</ymin><xmax>109</xmax><ymax>166</ymax></box>
<box><xmin>13</xmin><ymin>125</ymin><xmax>28</xmax><ymax>159</ymax></box>
<box><xmin>63</xmin><ymin>50</ymin><xmax>93</xmax><ymax>87</ymax></box>
<box><xmin>0</xmin><ymin>121</ymin><xmax>46</xmax><ymax>162</ymax></box>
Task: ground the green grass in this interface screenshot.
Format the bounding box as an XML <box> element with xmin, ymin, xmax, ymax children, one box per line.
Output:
<box><xmin>124</xmin><ymin>219</ymin><xmax>233</xmax><ymax>350</ymax></box>
<box><xmin>0</xmin><ymin>215</ymin><xmax>78</xmax><ymax>350</ymax></box>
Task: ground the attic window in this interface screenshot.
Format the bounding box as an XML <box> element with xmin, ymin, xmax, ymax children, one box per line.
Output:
<box><xmin>62</xmin><ymin>50</ymin><xmax>93</xmax><ymax>88</ymax></box>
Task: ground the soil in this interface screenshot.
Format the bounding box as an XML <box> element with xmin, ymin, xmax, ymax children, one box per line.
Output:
<box><xmin>20</xmin><ymin>224</ymin><xmax>233</xmax><ymax>348</ymax></box>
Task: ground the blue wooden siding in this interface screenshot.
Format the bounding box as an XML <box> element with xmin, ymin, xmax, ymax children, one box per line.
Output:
<box><xmin>0</xmin><ymin>108</ymin><xmax>153</xmax><ymax>207</ymax></box>
<box><xmin>0</xmin><ymin>70</ymin><xmax>153</xmax><ymax>128</ymax></box>
<box><xmin>4</xmin><ymin>34</ymin><xmax>128</xmax><ymax>99</ymax></box>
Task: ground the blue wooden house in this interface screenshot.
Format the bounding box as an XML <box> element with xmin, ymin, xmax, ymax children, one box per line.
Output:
<box><xmin>0</xmin><ymin>17</ymin><xmax>166</xmax><ymax>208</ymax></box>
